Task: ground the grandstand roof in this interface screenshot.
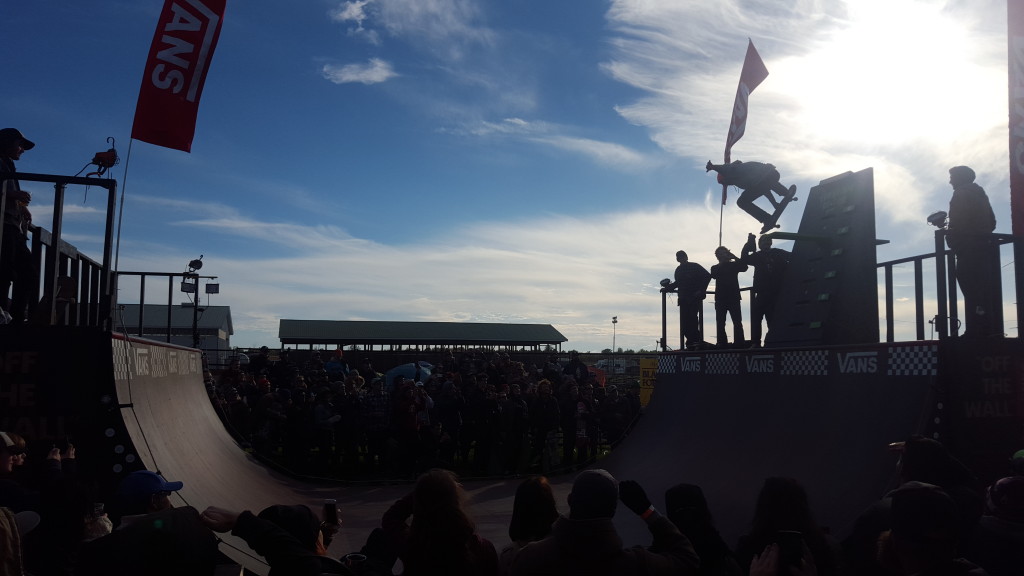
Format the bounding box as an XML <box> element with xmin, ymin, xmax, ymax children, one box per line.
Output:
<box><xmin>278</xmin><ymin>320</ymin><xmax>567</xmax><ymax>349</ymax></box>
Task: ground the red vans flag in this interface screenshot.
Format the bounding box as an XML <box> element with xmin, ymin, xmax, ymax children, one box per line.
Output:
<box><xmin>131</xmin><ymin>0</ymin><xmax>227</xmax><ymax>152</ymax></box>
<box><xmin>722</xmin><ymin>40</ymin><xmax>769</xmax><ymax>204</ymax></box>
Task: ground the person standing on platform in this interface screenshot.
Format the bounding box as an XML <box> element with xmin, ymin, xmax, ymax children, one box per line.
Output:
<box><xmin>710</xmin><ymin>246</ymin><xmax>748</xmax><ymax>349</ymax></box>
<box><xmin>662</xmin><ymin>250</ymin><xmax>712</xmax><ymax>350</ymax></box>
<box><xmin>741</xmin><ymin>233</ymin><xmax>790</xmax><ymax>347</ymax></box>
<box><xmin>945</xmin><ymin>165</ymin><xmax>1000</xmax><ymax>339</ymax></box>
<box><xmin>0</xmin><ymin>128</ymin><xmax>37</xmax><ymax>324</ymax></box>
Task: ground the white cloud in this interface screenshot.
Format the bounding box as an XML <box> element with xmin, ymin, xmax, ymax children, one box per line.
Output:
<box><xmin>322</xmin><ymin>58</ymin><xmax>398</xmax><ymax>84</ymax></box>
<box><xmin>466</xmin><ymin>118</ymin><xmax>658</xmax><ymax>170</ymax></box>
<box><xmin>602</xmin><ymin>0</ymin><xmax>1009</xmax><ymax>234</ymax></box>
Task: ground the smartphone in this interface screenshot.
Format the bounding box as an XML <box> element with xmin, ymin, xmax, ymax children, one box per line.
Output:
<box><xmin>323</xmin><ymin>499</ymin><xmax>338</xmax><ymax>525</ymax></box>
<box><xmin>776</xmin><ymin>530</ymin><xmax>804</xmax><ymax>570</ymax></box>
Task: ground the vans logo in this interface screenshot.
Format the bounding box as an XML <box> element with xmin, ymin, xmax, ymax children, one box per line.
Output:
<box><xmin>681</xmin><ymin>357</ymin><xmax>701</xmax><ymax>372</ymax></box>
<box><xmin>745</xmin><ymin>354</ymin><xmax>774</xmax><ymax>373</ymax></box>
<box><xmin>837</xmin><ymin>351</ymin><xmax>878</xmax><ymax>374</ymax></box>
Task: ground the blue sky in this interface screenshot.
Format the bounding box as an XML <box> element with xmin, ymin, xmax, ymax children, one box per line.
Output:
<box><xmin>3</xmin><ymin>0</ymin><xmax>1013</xmax><ymax>351</ymax></box>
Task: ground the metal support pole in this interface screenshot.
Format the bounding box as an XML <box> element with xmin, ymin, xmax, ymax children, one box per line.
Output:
<box><xmin>934</xmin><ymin>230</ymin><xmax>949</xmax><ymax>339</ymax></box>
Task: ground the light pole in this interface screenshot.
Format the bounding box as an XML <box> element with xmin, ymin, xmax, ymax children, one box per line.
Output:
<box><xmin>612</xmin><ymin>316</ymin><xmax>618</xmax><ymax>352</ymax></box>
<box><xmin>181</xmin><ymin>256</ymin><xmax>219</xmax><ymax>351</ymax></box>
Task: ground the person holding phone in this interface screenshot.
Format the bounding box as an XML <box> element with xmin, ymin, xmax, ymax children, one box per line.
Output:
<box><xmin>736</xmin><ymin>478</ymin><xmax>839</xmax><ymax>576</ymax></box>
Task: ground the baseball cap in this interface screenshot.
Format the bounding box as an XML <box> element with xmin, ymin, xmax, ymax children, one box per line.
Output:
<box><xmin>114</xmin><ymin>470</ymin><xmax>183</xmax><ymax>513</ymax></box>
<box><xmin>0</xmin><ymin>128</ymin><xmax>35</xmax><ymax>150</ymax></box>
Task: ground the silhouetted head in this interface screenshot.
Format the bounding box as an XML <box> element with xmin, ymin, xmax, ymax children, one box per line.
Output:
<box><xmin>898</xmin><ymin>435</ymin><xmax>974</xmax><ymax>487</ymax></box>
<box><xmin>676</xmin><ymin>250</ymin><xmax>688</xmax><ymax>263</ymax></box>
<box><xmin>257</xmin><ymin>505</ymin><xmax>321</xmax><ymax>552</ymax></box>
<box><xmin>986</xmin><ymin>476</ymin><xmax>1024</xmax><ymax>522</ymax></box>
<box><xmin>0</xmin><ymin>128</ymin><xmax>34</xmax><ymax>159</ymax></box>
<box><xmin>568</xmin><ymin>469</ymin><xmax>618</xmax><ymax>520</ymax></box>
<box><xmin>509</xmin><ymin>476</ymin><xmax>559</xmax><ymax>542</ymax></box>
<box><xmin>948</xmin><ymin>166</ymin><xmax>976</xmax><ymax>187</ymax></box>
<box><xmin>665</xmin><ymin>483</ymin><xmax>714</xmax><ymax>531</ymax></box>
<box><xmin>750</xmin><ymin>477</ymin><xmax>814</xmax><ymax>534</ymax></box>
<box><xmin>113</xmin><ymin>470</ymin><xmax>183</xmax><ymax>518</ymax></box>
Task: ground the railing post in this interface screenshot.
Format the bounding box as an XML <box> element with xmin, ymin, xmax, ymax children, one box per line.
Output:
<box><xmin>660</xmin><ymin>290</ymin><xmax>668</xmax><ymax>352</ymax></box>
<box><xmin>934</xmin><ymin>229</ymin><xmax>949</xmax><ymax>339</ymax></box>
<box><xmin>1016</xmin><ymin>235</ymin><xmax>1024</xmax><ymax>338</ymax></box>
<box><xmin>914</xmin><ymin>259</ymin><xmax>925</xmax><ymax>340</ymax></box>
<box><xmin>884</xmin><ymin>265</ymin><xmax>895</xmax><ymax>342</ymax></box>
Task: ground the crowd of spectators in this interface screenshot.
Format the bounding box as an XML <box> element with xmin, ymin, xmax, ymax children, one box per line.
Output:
<box><xmin>205</xmin><ymin>348</ymin><xmax>643</xmax><ymax>480</ymax></box>
<box><xmin>3</xmin><ymin>415</ymin><xmax>1023</xmax><ymax>575</ymax></box>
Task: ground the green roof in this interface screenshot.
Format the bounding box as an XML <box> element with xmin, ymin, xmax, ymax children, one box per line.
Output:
<box><xmin>278</xmin><ymin>320</ymin><xmax>567</xmax><ymax>347</ymax></box>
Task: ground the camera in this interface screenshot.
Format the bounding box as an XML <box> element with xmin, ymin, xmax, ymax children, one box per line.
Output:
<box><xmin>659</xmin><ymin>278</ymin><xmax>672</xmax><ymax>288</ymax></box>
<box><xmin>927</xmin><ymin>211</ymin><xmax>948</xmax><ymax>228</ymax></box>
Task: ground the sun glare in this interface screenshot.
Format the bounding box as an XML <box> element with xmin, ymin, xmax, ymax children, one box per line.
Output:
<box><xmin>771</xmin><ymin>1</ymin><xmax>1004</xmax><ymax>147</ymax></box>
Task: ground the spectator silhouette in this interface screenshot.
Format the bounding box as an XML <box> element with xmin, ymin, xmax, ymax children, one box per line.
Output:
<box><xmin>665</xmin><ymin>483</ymin><xmax>742</xmax><ymax>576</ymax></box>
<box><xmin>380</xmin><ymin>468</ymin><xmax>498</xmax><ymax>576</ymax></box>
<box><xmin>498</xmin><ymin>476</ymin><xmax>559</xmax><ymax>576</ymax></box>
<box><xmin>77</xmin><ymin>470</ymin><xmax>218</xmax><ymax>576</ymax></box>
<box><xmin>876</xmin><ymin>481</ymin><xmax>991</xmax><ymax>575</ymax></box>
<box><xmin>509</xmin><ymin>469</ymin><xmax>698</xmax><ymax>575</ymax></box>
<box><xmin>963</xmin><ymin>476</ymin><xmax>1024</xmax><ymax>576</ymax></box>
<box><xmin>842</xmin><ymin>435</ymin><xmax>982</xmax><ymax>576</ymax></box>
<box><xmin>735</xmin><ymin>477</ymin><xmax>839</xmax><ymax>576</ymax></box>
<box><xmin>201</xmin><ymin>503</ymin><xmax>361</xmax><ymax>575</ymax></box>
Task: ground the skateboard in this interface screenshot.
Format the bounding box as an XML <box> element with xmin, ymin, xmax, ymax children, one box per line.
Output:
<box><xmin>760</xmin><ymin>185</ymin><xmax>798</xmax><ymax>234</ymax></box>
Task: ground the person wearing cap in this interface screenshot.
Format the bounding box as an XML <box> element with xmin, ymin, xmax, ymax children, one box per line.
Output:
<box><xmin>76</xmin><ymin>470</ymin><xmax>219</xmax><ymax>575</ymax></box>
<box><xmin>201</xmin><ymin>503</ymin><xmax>358</xmax><ymax>575</ymax></box>
<box><xmin>0</xmin><ymin>128</ymin><xmax>37</xmax><ymax>324</ymax></box>
<box><xmin>876</xmin><ymin>482</ymin><xmax>990</xmax><ymax>575</ymax></box>
<box><xmin>509</xmin><ymin>469</ymin><xmax>698</xmax><ymax>576</ymax></box>
<box><xmin>110</xmin><ymin>470</ymin><xmax>184</xmax><ymax>525</ymax></box>
<box><xmin>945</xmin><ymin>165</ymin><xmax>1000</xmax><ymax>338</ymax></box>
<box><xmin>842</xmin><ymin>436</ymin><xmax>983</xmax><ymax>576</ymax></box>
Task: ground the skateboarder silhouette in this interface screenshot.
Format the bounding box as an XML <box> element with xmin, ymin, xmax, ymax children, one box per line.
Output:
<box><xmin>706</xmin><ymin>160</ymin><xmax>797</xmax><ymax>233</ymax></box>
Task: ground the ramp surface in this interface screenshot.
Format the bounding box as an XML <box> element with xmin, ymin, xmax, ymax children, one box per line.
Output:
<box><xmin>599</xmin><ymin>344</ymin><xmax>938</xmax><ymax>547</ymax></box>
<box><xmin>109</xmin><ymin>335</ymin><xmax>530</xmax><ymax>574</ymax></box>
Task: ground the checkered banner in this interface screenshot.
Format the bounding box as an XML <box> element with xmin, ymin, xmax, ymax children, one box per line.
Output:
<box><xmin>655</xmin><ymin>343</ymin><xmax>939</xmax><ymax>378</ymax></box>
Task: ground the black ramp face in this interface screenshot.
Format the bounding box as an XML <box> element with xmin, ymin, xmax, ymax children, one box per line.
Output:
<box><xmin>598</xmin><ymin>346</ymin><xmax>936</xmax><ymax>548</ymax></box>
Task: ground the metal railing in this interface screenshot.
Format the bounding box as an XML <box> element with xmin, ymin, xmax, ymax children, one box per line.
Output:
<box><xmin>2</xmin><ymin>172</ymin><xmax>117</xmax><ymax>328</ymax></box>
<box><xmin>660</xmin><ymin>230</ymin><xmax>1023</xmax><ymax>350</ymax></box>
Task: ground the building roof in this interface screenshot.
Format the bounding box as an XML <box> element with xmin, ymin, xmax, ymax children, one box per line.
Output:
<box><xmin>116</xmin><ymin>304</ymin><xmax>233</xmax><ymax>334</ymax></box>
<box><xmin>278</xmin><ymin>320</ymin><xmax>567</xmax><ymax>348</ymax></box>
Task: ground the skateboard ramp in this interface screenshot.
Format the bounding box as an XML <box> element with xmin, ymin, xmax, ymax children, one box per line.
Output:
<box><xmin>107</xmin><ymin>333</ymin><xmax>525</xmax><ymax>573</ymax></box>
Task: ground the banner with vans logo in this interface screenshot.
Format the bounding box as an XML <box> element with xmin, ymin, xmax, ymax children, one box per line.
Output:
<box><xmin>131</xmin><ymin>0</ymin><xmax>227</xmax><ymax>152</ymax></box>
